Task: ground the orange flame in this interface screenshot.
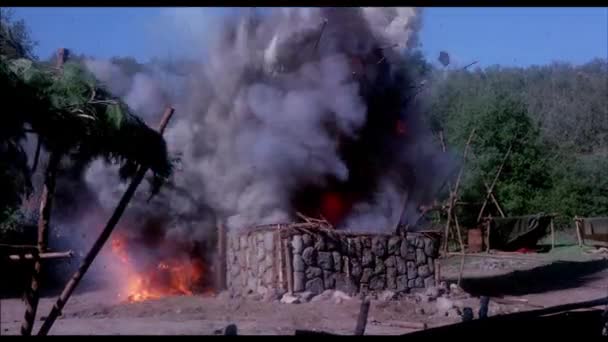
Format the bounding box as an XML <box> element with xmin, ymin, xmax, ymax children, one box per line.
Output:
<box><xmin>110</xmin><ymin>235</ymin><xmax>204</xmax><ymax>303</ymax></box>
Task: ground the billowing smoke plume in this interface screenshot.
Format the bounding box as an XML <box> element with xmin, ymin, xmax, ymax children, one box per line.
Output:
<box><xmin>82</xmin><ymin>7</ymin><xmax>449</xmax><ymax>248</ymax></box>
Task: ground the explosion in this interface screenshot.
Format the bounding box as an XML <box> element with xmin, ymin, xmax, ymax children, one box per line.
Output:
<box><xmin>109</xmin><ymin>233</ymin><xmax>207</xmax><ymax>302</ymax></box>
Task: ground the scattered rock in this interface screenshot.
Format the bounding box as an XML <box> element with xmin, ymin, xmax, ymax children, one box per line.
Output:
<box><xmin>263</xmin><ymin>288</ymin><xmax>286</xmax><ymax>302</ymax></box>
<box><xmin>216</xmin><ymin>290</ymin><xmax>232</xmax><ymax>301</ymax></box>
<box><xmin>461</xmin><ymin>307</ymin><xmax>474</xmax><ymax>321</ymax></box>
<box><xmin>311</xmin><ymin>290</ymin><xmax>334</xmax><ymax>302</ymax></box>
<box><xmin>415</xmin><ymin>307</ymin><xmax>425</xmax><ymax>315</ymax></box>
<box><xmin>280</xmin><ymin>293</ymin><xmax>301</xmax><ymax>304</ymax></box>
<box><xmin>436</xmin><ymin>296</ymin><xmax>454</xmax><ymax>314</ymax></box>
<box><xmin>379</xmin><ymin>290</ymin><xmax>397</xmax><ymax>301</ymax></box>
<box><xmin>424</xmin><ymin>286</ymin><xmax>440</xmax><ymax>300</ymax></box>
<box><xmin>247</xmin><ymin>293</ymin><xmax>263</xmax><ymax>301</ymax></box>
<box><xmin>302</xmin><ymin>247</ymin><xmax>317</xmax><ymax>266</ymax></box>
<box><xmin>292</xmin><ymin>235</ymin><xmax>303</xmax><ymax>254</ymax></box>
<box><xmin>449</xmin><ymin>283</ymin><xmax>464</xmax><ymax>296</ymax></box>
<box><xmin>298</xmin><ymin>291</ymin><xmax>315</xmax><ymax>302</ymax></box>
<box><xmin>446</xmin><ymin>307</ymin><xmax>461</xmax><ymax>318</ymax></box>
<box><xmin>332</xmin><ymin>290</ymin><xmax>352</xmax><ymax>301</ymax></box>
<box><xmin>415</xmin><ymin>277</ymin><xmax>424</xmax><ymax>288</ymax></box>
<box><xmin>424</xmin><ymin>276</ymin><xmax>435</xmax><ymax>289</ymax></box>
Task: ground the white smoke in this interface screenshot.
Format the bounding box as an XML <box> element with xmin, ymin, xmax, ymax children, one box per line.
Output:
<box><xmin>83</xmin><ymin>7</ymin><xmax>440</xmax><ymax>239</ymax></box>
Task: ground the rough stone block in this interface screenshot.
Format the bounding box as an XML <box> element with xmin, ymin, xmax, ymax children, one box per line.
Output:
<box><xmin>407</xmin><ymin>279</ymin><xmax>416</xmax><ymax>288</ymax></box>
<box><xmin>400</xmin><ymin>240</ymin><xmax>408</xmax><ymax>258</ymax></box>
<box><xmin>302</xmin><ymin>246</ymin><xmax>316</xmax><ymax>266</ymax></box>
<box><xmin>306</xmin><ymin>266</ymin><xmax>322</xmax><ymax>280</ymax></box>
<box><xmin>374</xmin><ymin>257</ymin><xmax>386</xmax><ymax>274</ymax></box>
<box><xmin>257</xmin><ymin>245</ymin><xmax>266</xmax><ymax>261</ymax></box>
<box><xmin>332</xmin><ymin>252</ymin><xmax>342</xmax><ymax>272</ymax></box>
<box><xmin>424</xmin><ymin>276</ymin><xmax>435</xmax><ymax>288</ymax></box>
<box><xmin>416</xmin><ymin>248</ymin><xmax>426</xmax><ymax>266</ymax></box>
<box><xmin>428</xmin><ymin>257</ymin><xmax>434</xmax><ymax>273</ymax></box>
<box><xmin>397</xmin><ymin>275</ymin><xmax>408</xmax><ymax>291</ymax></box>
<box><xmin>302</xmin><ymin>234</ymin><xmax>313</xmax><ymax>247</ymax></box>
<box><xmin>323</xmin><ymin>270</ymin><xmax>336</xmax><ymax>289</ymax></box>
<box><xmin>363</xmin><ymin>237</ymin><xmax>372</xmax><ymax>248</ymax></box>
<box><xmin>384</xmin><ymin>256</ymin><xmax>396</xmax><ymax>268</ymax></box>
<box><xmin>351</xmin><ymin>260</ymin><xmax>362</xmax><ymax>279</ymax></box>
<box><xmin>388</xmin><ymin>237</ymin><xmax>401</xmax><ymax>255</ymax></box>
<box><xmin>369</xmin><ymin>275</ymin><xmax>386</xmax><ymax>290</ymax></box>
<box><xmin>418</xmin><ymin>264</ymin><xmax>431</xmax><ymax>278</ymax></box>
<box><xmin>407</xmin><ymin>261</ymin><xmax>418</xmax><ymax>280</ymax></box>
<box><xmin>396</xmin><ymin>257</ymin><xmax>407</xmax><ymax>275</ymax></box>
<box><xmin>362</xmin><ymin>249</ymin><xmax>374</xmax><ymax>267</ymax></box>
<box><xmin>305</xmin><ymin>277</ymin><xmax>324</xmax><ymax>295</ymax></box>
<box><xmin>292</xmin><ymin>235</ymin><xmax>303</xmax><ymax>254</ymax></box>
<box><xmin>293</xmin><ymin>254</ymin><xmax>305</xmax><ymax>272</ymax></box>
<box><xmin>314</xmin><ymin>236</ymin><xmax>326</xmax><ymax>251</ymax></box>
<box><xmin>372</xmin><ymin>236</ymin><xmax>387</xmax><ymax>257</ymax></box>
<box><xmin>424</xmin><ymin>238</ymin><xmax>436</xmax><ymax>257</ymax></box>
<box><xmin>386</xmin><ymin>267</ymin><xmax>397</xmax><ymax>290</ymax></box>
<box><xmin>361</xmin><ymin>268</ymin><xmax>373</xmax><ymax>283</ymax></box>
<box><xmin>318</xmin><ymin>251</ymin><xmax>333</xmax><ymax>270</ymax></box>
<box><xmin>240</xmin><ymin>235</ymin><xmax>248</xmax><ymax>251</ymax></box>
<box><xmin>415</xmin><ymin>277</ymin><xmax>424</xmax><ymax>288</ymax></box>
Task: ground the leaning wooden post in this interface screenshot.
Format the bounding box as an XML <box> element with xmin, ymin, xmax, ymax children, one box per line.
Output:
<box><xmin>37</xmin><ymin>107</ymin><xmax>174</xmax><ymax>336</ymax></box>
<box><xmin>21</xmin><ymin>48</ymin><xmax>66</xmax><ymax>336</ymax></box>
<box><xmin>354</xmin><ymin>298</ymin><xmax>371</xmax><ymax>335</ymax></box>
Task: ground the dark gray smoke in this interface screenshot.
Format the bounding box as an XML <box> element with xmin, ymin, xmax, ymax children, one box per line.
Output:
<box><xmin>82</xmin><ymin>7</ymin><xmax>448</xmax><ymax>247</ymax></box>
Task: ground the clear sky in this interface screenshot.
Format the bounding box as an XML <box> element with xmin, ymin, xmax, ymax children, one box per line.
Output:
<box><xmin>8</xmin><ymin>7</ymin><xmax>608</xmax><ymax>68</ymax></box>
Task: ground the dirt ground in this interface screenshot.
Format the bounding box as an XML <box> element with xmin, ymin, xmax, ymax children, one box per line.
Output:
<box><xmin>2</xmin><ymin>233</ymin><xmax>607</xmax><ymax>335</ymax></box>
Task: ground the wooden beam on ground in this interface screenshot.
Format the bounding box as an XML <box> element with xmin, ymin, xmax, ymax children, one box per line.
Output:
<box><xmin>447</xmin><ymin>252</ymin><xmax>543</xmax><ymax>262</ymax></box>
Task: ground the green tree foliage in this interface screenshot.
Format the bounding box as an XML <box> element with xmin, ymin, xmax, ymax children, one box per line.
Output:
<box><xmin>423</xmin><ymin>60</ymin><xmax>608</xmax><ymax>227</ymax></box>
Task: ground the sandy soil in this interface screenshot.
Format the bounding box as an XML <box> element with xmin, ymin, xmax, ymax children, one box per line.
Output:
<box><xmin>2</xmin><ymin>244</ymin><xmax>607</xmax><ymax>335</ymax></box>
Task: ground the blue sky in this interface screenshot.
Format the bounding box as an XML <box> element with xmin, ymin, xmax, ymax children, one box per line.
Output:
<box><xmin>8</xmin><ymin>7</ymin><xmax>608</xmax><ymax>68</ymax></box>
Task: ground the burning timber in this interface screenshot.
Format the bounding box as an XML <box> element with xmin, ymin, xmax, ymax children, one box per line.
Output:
<box><xmin>226</xmin><ymin>223</ymin><xmax>440</xmax><ymax>297</ymax></box>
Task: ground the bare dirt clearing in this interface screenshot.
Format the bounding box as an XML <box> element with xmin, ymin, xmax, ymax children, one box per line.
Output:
<box><xmin>3</xmin><ymin>239</ymin><xmax>607</xmax><ymax>336</ymax></box>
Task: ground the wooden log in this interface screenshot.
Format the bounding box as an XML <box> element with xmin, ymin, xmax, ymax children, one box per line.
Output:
<box><xmin>8</xmin><ymin>251</ymin><xmax>73</xmax><ymax>261</ymax></box>
<box><xmin>574</xmin><ymin>217</ymin><xmax>584</xmax><ymax>247</ymax></box>
<box><xmin>550</xmin><ymin>218</ymin><xmax>556</xmax><ymax>251</ymax></box>
<box><xmin>284</xmin><ymin>238</ymin><xmax>294</xmax><ymax>294</ymax></box>
<box><xmin>216</xmin><ymin>223</ymin><xmax>227</xmax><ymax>291</ymax></box>
<box><xmin>0</xmin><ymin>244</ymin><xmax>38</xmax><ymax>250</ymax></box>
<box><xmin>21</xmin><ymin>149</ymin><xmax>62</xmax><ymax>336</ymax></box>
<box><xmin>447</xmin><ymin>252</ymin><xmax>543</xmax><ymax>262</ymax></box>
<box><xmin>354</xmin><ymin>299</ymin><xmax>371</xmax><ymax>335</ymax></box>
<box><xmin>491</xmin><ymin>296</ymin><xmax>544</xmax><ymax>308</ymax></box>
<box><xmin>37</xmin><ymin>107</ymin><xmax>175</xmax><ymax>336</ymax></box>
<box><xmin>382</xmin><ymin>321</ymin><xmax>428</xmax><ymax>330</ymax></box>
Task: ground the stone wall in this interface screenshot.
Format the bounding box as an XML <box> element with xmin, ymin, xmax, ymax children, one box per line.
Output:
<box><xmin>226</xmin><ymin>225</ymin><xmax>440</xmax><ymax>297</ymax></box>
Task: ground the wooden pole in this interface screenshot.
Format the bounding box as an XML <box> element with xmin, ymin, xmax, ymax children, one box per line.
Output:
<box><xmin>37</xmin><ymin>107</ymin><xmax>174</xmax><ymax>336</ymax></box>
<box><xmin>550</xmin><ymin>218</ymin><xmax>556</xmax><ymax>251</ymax></box>
<box><xmin>284</xmin><ymin>238</ymin><xmax>294</xmax><ymax>294</ymax></box>
<box><xmin>21</xmin><ymin>150</ymin><xmax>61</xmax><ymax>336</ymax></box>
<box><xmin>354</xmin><ymin>299</ymin><xmax>371</xmax><ymax>335</ymax></box>
<box><xmin>476</xmin><ymin>145</ymin><xmax>512</xmax><ymax>222</ymax></box>
<box><xmin>216</xmin><ymin>223</ymin><xmax>227</xmax><ymax>291</ymax></box>
<box><xmin>574</xmin><ymin>217</ymin><xmax>584</xmax><ymax>248</ymax></box>
<box><xmin>8</xmin><ymin>251</ymin><xmax>73</xmax><ymax>261</ymax></box>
